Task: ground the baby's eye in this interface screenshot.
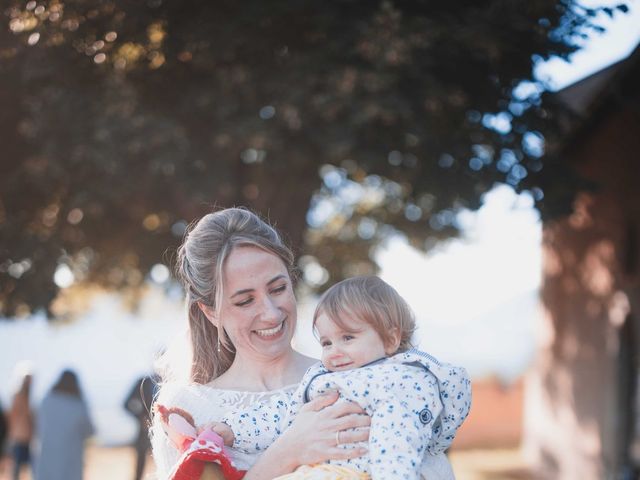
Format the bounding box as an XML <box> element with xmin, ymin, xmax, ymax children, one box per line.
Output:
<box><xmin>343</xmin><ymin>335</ymin><xmax>355</xmax><ymax>341</ymax></box>
<box><xmin>320</xmin><ymin>340</ymin><xmax>332</xmax><ymax>347</ymax></box>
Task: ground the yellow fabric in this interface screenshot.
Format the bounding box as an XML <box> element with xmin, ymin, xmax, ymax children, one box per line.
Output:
<box><xmin>273</xmin><ymin>464</ymin><xmax>370</xmax><ymax>480</ymax></box>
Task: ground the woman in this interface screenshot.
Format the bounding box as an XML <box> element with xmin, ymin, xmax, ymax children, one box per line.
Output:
<box><xmin>34</xmin><ymin>369</ymin><xmax>95</xmax><ymax>480</ymax></box>
<box><xmin>8</xmin><ymin>372</ymin><xmax>33</xmax><ymax>480</ymax></box>
<box><xmin>151</xmin><ymin>208</ymin><xmax>370</xmax><ymax>479</ymax></box>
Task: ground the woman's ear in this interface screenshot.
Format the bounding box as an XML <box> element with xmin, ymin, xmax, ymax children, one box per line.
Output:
<box><xmin>384</xmin><ymin>328</ymin><xmax>402</xmax><ymax>355</ymax></box>
<box><xmin>197</xmin><ymin>302</ymin><xmax>219</xmax><ymax>328</ymax></box>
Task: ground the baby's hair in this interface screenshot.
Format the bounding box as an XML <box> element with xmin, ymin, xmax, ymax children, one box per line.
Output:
<box><xmin>313</xmin><ymin>276</ymin><xmax>416</xmax><ymax>353</ymax></box>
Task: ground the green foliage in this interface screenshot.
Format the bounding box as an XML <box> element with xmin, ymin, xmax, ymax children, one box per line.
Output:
<box><xmin>0</xmin><ymin>0</ymin><xmax>624</xmax><ymax>317</ymax></box>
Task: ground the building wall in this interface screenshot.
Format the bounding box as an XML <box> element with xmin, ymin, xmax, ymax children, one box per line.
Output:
<box><xmin>524</xmin><ymin>102</ymin><xmax>640</xmax><ymax>478</ymax></box>
<box><xmin>453</xmin><ymin>377</ymin><xmax>524</xmax><ymax>450</ymax></box>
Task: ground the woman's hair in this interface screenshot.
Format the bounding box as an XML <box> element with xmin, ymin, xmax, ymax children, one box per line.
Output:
<box><xmin>175</xmin><ymin>207</ymin><xmax>295</xmax><ymax>384</ymax></box>
<box><xmin>313</xmin><ymin>276</ymin><xmax>415</xmax><ymax>353</ymax></box>
<box><xmin>51</xmin><ymin>369</ymin><xmax>82</xmax><ymax>397</ymax></box>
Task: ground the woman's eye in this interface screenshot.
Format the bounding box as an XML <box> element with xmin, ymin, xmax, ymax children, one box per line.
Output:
<box><xmin>271</xmin><ymin>284</ymin><xmax>287</xmax><ymax>294</ymax></box>
<box><xmin>235</xmin><ymin>298</ymin><xmax>253</xmax><ymax>307</ymax></box>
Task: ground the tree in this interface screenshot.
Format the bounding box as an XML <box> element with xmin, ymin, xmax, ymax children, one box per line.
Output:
<box><xmin>0</xmin><ymin>0</ymin><xmax>625</xmax><ymax>317</ymax></box>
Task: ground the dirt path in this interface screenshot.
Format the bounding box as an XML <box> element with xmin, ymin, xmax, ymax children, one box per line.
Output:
<box><xmin>1</xmin><ymin>445</ymin><xmax>531</xmax><ymax>480</ymax></box>
<box><xmin>0</xmin><ymin>446</ymin><xmax>153</xmax><ymax>480</ymax></box>
<box><xmin>449</xmin><ymin>448</ymin><xmax>532</xmax><ymax>480</ymax></box>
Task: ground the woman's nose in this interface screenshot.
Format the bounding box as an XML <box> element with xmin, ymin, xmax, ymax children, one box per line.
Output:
<box><xmin>259</xmin><ymin>296</ymin><xmax>280</xmax><ymax>321</ymax></box>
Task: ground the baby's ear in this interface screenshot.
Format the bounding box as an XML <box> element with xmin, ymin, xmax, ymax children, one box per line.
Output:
<box><xmin>384</xmin><ymin>328</ymin><xmax>402</xmax><ymax>355</ymax></box>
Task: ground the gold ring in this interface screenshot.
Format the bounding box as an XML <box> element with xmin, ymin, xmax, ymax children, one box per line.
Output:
<box><xmin>335</xmin><ymin>430</ymin><xmax>341</xmax><ymax>446</ymax></box>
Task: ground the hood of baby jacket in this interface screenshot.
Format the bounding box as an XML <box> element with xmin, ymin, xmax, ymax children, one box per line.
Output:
<box><xmin>391</xmin><ymin>349</ymin><xmax>472</xmax><ymax>454</ymax></box>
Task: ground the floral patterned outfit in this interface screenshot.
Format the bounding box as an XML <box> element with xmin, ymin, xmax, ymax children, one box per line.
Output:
<box><xmin>225</xmin><ymin>349</ymin><xmax>472</xmax><ymax>480</ymax></box>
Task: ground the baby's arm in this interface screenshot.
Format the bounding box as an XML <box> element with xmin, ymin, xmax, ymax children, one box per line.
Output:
<box><xmin>198</xmin><ymin>422</ymin><xmax>235</xmax><ymax>447</ymax></box>
<box><xmin>366</xmin><ymin>368</ymin><xmax>443</xmax><ymax>480</ymax></box>
<box><xmin>223</xmin><ymin>365</ymin><xmax>320</xmax><ymax>454</ymax></box>
<box><xmin>222</xmin><ymin>398</ymin><xmax>291</xmax><ymax>453</ymax></box>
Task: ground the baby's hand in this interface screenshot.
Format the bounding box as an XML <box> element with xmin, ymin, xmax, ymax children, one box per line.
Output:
<box><xmin>197</xmin><ymin>422</ymin><xmax>235</xmax><ymax>447</ymax></box>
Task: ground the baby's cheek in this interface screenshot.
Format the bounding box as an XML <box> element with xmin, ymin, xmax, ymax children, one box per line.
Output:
<box><xmin>320</xmin><ymin>354</ymin><xmax>330</xmax><ymax>370</ymax></box>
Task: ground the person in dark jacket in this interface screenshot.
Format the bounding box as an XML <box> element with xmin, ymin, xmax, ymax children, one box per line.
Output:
<box><xmin>0</xmin><ymin>399</ymin><xmax>8</xmax><ymax>467</ymax></box>
<box><xmin>124</xmin><ymin>374</ymin><xmax>158</xmax><ymax>480</ymax></box>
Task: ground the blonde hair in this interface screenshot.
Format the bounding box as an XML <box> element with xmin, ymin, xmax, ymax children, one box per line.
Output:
<box><xmin>175</xmin><ymin>207</ymin><xmax>295</xmax><ymax>384</ymax></box>
<box><xmin>313</xmin><ymin>276</ymin><xmax>415</xmax><ymax>353</ymax></box>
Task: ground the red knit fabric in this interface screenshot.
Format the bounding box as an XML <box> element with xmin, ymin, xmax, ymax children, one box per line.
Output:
<box><xmin>156</xmin><ymin>404</ymin><xmax>246</xmax><ymax>480</ymax></box>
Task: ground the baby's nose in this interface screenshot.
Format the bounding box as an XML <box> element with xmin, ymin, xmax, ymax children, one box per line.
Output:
<box><xmin>328</xmin><ymin>349</ymin><xmax>344</xmax><ymax>360</ymax></box>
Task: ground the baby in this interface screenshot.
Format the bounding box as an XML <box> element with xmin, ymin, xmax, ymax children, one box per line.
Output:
<box><xmin>220</xmin><ymin>276</ymin><xmax>471</xmax><ymax>479</ymax></box>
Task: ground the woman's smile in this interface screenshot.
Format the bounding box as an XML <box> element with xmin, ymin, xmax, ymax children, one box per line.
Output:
<box><xmin>253</xmin><ymin>319</ymin><xmax>286</xmax><ymax>338</ymax></box>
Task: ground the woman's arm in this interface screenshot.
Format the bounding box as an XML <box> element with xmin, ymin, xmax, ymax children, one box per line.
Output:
<box><xmin>241</xmin><ymin>391</ymin><xmax>370</xmax><ymax>480</ymax></box>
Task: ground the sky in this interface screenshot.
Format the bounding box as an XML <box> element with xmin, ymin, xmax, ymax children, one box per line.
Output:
<box><xmin>1</xmin><ymin>7</ymin><xmax>639</xmax><ymax>445</ymax></box>
<box><xmin>535</xmin><ymin>0</ymin><xmax>640</xmax><ymax>89</ymax></box>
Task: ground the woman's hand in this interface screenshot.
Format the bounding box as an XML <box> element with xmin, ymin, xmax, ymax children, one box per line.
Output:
<box><xmin>242</xmin><ymin>391</ymin><xmax>370</xmax><ymax>480</ymax></box>
<box><xmin>297</xmin><ymin>391</ymin><xmax>370</xmax><ymax>462</ymax></box>
<box><xmin>279</xmin><ymin>391</ymin><xmax>370</xmax><ymax>465</ymax></box>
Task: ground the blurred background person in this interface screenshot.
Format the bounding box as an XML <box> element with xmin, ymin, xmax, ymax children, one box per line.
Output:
<box><xmin>124</xmin><ymin>374</ymin><xmax>158</xmax><ymax>480</ymax></box>
<box><xmin>8</xmin><ymin>372</ymin><xmax>33</xmax><ymax>480</ymax></box>
<box><xmin>0</xmin><ymin>398</ymin><xmax>8</xmax><ymax>477</ymax></box>
<box><xmin>34</xmin><ymin>369</ymin><xmax>95</xmax><ymax>480</ymax></box>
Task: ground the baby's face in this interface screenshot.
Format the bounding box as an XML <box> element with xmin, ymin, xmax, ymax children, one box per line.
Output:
<box><xmin>316</xmin><ymin>313</ymin><xmax>388</xmax><ymax>372</ymax></box>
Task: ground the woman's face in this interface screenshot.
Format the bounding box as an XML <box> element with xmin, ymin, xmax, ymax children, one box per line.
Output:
<box><xmin>214</xmin><ymin>246</ymin><xmax>297</xmax><ymax>362</ymax></box>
